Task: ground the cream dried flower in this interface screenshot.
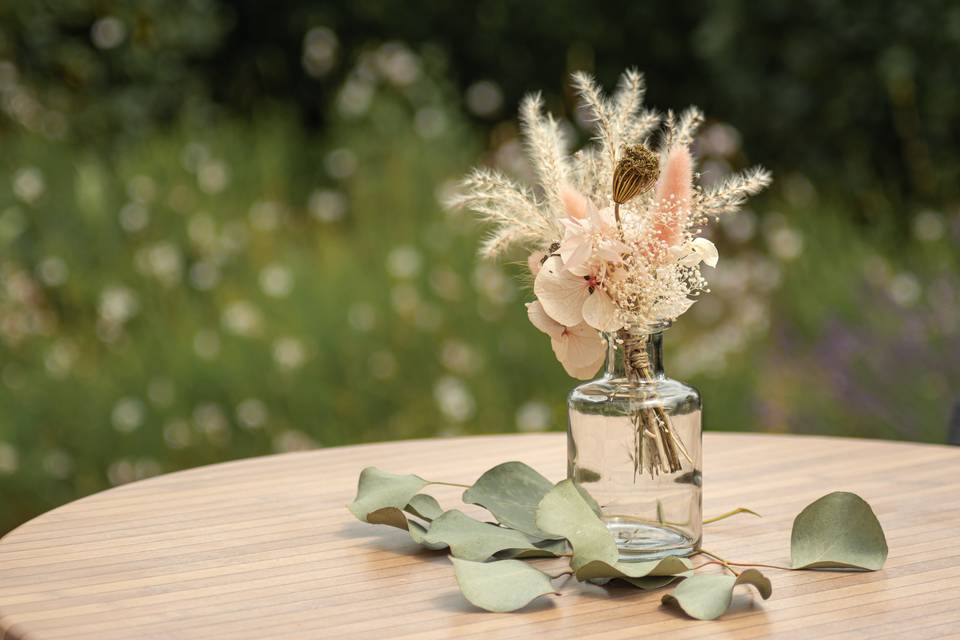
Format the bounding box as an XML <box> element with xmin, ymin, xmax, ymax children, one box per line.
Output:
<box><xmin>526</xmin><ymin>301</ymin><xmax>606</xmax><ymax>379</ymax></box>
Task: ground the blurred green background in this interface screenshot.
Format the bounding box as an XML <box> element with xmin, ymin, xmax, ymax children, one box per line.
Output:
<box><xmin>0</xmin><ymin>1</ymin><xmax>958</xmax><ymax>533</ymax></box>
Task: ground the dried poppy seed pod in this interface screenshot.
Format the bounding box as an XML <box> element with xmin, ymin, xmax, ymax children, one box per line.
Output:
<box><xmin>612</xmin><ymin>145</ymin><xmax>660</xmax><ymax>204</ymax></box>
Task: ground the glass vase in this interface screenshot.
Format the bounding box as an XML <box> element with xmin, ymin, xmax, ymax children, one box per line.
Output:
<box><xmin>567</xmin><ymin>326</ymin><xmax>702</xmax><ymax>561</ymax></box>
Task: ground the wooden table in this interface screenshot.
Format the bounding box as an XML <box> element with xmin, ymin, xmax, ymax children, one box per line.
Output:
<box><xmin>1</xmin><ymin>433</ymin><xmax>958</xmax><ymax>639</ymax></box>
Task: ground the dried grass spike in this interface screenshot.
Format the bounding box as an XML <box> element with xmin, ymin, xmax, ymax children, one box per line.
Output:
<box><xmin>699</xmin><ymin>167</ymin><xmax>772</xmax><ymax>216</ymax></box>
<box><xmin>571</xmin><ymin>71</ymin><xmax>615</xmax><ymax>161</ymax></box>
<box><xmin>519</xmin><ymin>93</ymin><xmax>569</xmax><ymax>217</ymax></box>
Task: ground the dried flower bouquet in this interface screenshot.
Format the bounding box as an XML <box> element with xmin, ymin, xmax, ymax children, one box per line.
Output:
<box><xmin>450</xmin><ymin>69</ymin><xmax>770</xmax><ymax>475</ymax></box>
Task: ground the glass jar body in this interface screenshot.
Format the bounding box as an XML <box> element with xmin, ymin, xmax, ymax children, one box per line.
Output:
<box><xmin>567</xmin><ymin>331</ymin><xmax>702</xmax><ymax>561</ymax></box>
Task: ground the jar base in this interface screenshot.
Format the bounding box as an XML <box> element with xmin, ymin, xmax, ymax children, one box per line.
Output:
<box><xmin>604</xmin><ymin>518</ymin><xmax>699</xmax><ymax>561</ymax></box>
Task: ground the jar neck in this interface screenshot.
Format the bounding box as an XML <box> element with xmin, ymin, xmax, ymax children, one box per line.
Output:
<box><xmin>605</xmin><ymin>329</ymin><xmax>665</xmax><ymax>381</ymax></box>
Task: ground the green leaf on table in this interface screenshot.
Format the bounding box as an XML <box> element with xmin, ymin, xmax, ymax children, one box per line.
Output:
<box><xmin>405</xmin><ymin>493</ymin><xmax>443</xmax><ymax>521</ymax></box>
<box><xmin>577</xmin><ymin>556</ymin><xmax>692</xmax><ymax>589</ymax></box>
<box><xmin>407</xmin><ymin>520</ymin><xmax>449</xmax><ymax>550</ymax></box>
<box><xmin>498</xmin><ymin>538</ymin><xmax>569</xmax><ymax>559</ymax></box>
<box><xmin>347</xmin><ymin>467</ymin><xmax>428</xmax><ymax>523</ymax></box>
<box><xmin>661</xmin><ymin>569</ymin><xmax>772</xmax><ymax>620</ymax></box>
<box><xmin>421</xmin><ymin>509</ymin><xmax>550</xmax><ymax>561</ymax></box>
<box><xmin>360</xmin><ymin>506</ymin><xmax>447</xmax><ymax>550</ymax></box>
<box><xmin>364</xmin><ymin>506</ymin><xmax>412</xmax><ymax>530</ymax></box>
<box><xmin>347</xmin><ymin>468</ymin><xmax>447</xmax><ymax>549</ymax></box>
<box><xmin>462</xmin><ymin>461</ymin><xmax>561</xmax><ymax>539</ymax></box>
<box><xmin>790</xmin><ymin>491</ymin><xmax>888</xmax><ymax>570</ymax></box>
<box><xmin>574</xmin><ymin>482</ymin><xmax>604</xmax><ymax>518</ymax></box>
<box><xmin>450</xmin><ymin>558</ymin><xmax>559</xmax><ymax>612</ymax></box>
<box><xmin>575</xmin><ymin>556</ymin><xmax>691</xmax><ymax>581</ymax></box>
<box><xmin>535</xmin><ymin>479</ymin><xmax>618</xmax><ymax>570</ymax></box>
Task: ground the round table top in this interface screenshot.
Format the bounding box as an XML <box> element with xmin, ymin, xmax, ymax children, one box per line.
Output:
<box><xmin>1</xmin><ymin>432</ymin><xmax>958</xmax><ymax>639</ymax></box>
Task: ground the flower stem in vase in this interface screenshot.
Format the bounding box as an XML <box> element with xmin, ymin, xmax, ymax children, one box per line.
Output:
<box><xmin>620</xmin><ymin>330</ymin><xmax>693</xmax><ymax>479</ymax></box>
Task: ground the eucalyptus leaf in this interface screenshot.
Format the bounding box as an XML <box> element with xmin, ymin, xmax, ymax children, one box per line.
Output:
<box><xmin>365</xmin><ymin>506</ymin><xmax>411</xmax><ymax>530</ymax></box>
<box><xmin>347</xmin><ymin>467</ymin><xmax>428</xmax><ymax>522</ymax></box>
<box><xmin>661</xmin><ymin>569</ymin><xmax>772</xmax><ymax>620</ymax></box>
<box><xmin>450</xmin><ymin>558</ymin><xmax>559</xmax><ymax>612</ymax></box>
<box><xmin>790</xmin><ymin>491</ymin><xmax>888</xmax><ymax>570</ymax></box>
<box><xmin>359</xmin><ymin>507</ymin><xmax>447</xmax><ymax>550</ymax></box>
<box><xmin>579</xmin><ymin>556</ymin><xmax>692</xmax><ymax>590</ymax></box>
<box><xmin>574</xmin><ymin>482</ymin><xmax>604</xmax><ymax>518</ymax></box>
<box><xmin>498</xmin><ymin>538</ymin><xmax>569</xmax><ymax>559</ymax></box>
<box><xmin>462</xmin><ymin>461</ymin><xmax>560</xmax><ymax>539</ymax></box>
<box><xmin>347</xmin><ymin>469</ymin><xmax>448</xmax><ymax>550</ymax></box>
<box><xmin>405</xmin><ymin>493</ymin><xmax>443</xmax><ymax>521</ymax></box>
<box><xmin>535</xmin><ymin>479</ymin><xmax>619</xmax><ymax>570</ymax></box>
<box><xmin>422</xmin><ymin>509</ymin><xmax>547</xmax><ymax>561</ymax></box>
<box><xmin>408</xmin><ymin>520</ymin><xmax>449</xmax><ymax>550</ymax></box>
<box><xmin>575</xmin><ymin>556</ymin><xmax>692</xmax><ymax>581</ymax></box>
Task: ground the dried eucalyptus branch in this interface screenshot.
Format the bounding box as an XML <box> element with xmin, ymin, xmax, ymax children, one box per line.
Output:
<box><xmin>349</xmin><ymin>465</ymin><xmax>888</xmax><ymax>620</ymax></box>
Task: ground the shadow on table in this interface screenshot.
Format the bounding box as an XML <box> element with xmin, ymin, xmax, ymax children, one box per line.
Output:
<box><xmin>572</xmin><ymin>578</ymin><xmax>772</xmax><ymax>622</ymax></box>
<box><xmin>430</xmin><ymin>590</ymin><xmax>559</xmax><ymax>614</ymax></box>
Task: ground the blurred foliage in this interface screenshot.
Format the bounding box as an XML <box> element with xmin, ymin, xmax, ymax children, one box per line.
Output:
<box><xmin>0</xmin><ymin>0</ymin><xmax>227</xmax><ymax>141</ymax></box>
<box><xmin>316</xmin><ymin>0</ymin><xmax>960</xmax><ymax>213</ymax></box>
<box><xmin>5</xmin><ymin>1</ymin><xmax>959</xmax><ymax>210</ymax></box>
<box><xmin>0</xmin><ymin>2</ymin><xmax>958</xmax><ymax>533</ymax></box>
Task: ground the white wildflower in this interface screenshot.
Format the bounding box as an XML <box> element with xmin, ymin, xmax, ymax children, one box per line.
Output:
<box><xmin>273</xmin><ymin>337</ymin><xmax>307</xmax><ymax>370</ymax></box>
<box><xmin>434</xmin><ymin>376</ymin><xmax>476</xmax><ymax>422</ymax></box>
<box><xmin>99</xmin><ymin>286</ymin><xmax>139</xmax><ymax>325</ymax></box>
<box><xmin>13</xmin><ymin>167</ymin><xmax>44</xmax><ymax>203</ymax></box>
<box><xmin>259</xmin><ymin>264</ymin><xmax>293</xmax><ymax>298</ymax></box>
<box><xmin>112</xmin><ymin>397</ymin><xmax>145</xmax><ymax>433</ymax></box>
<box><xmin>222</xmin><ymin>301</ymin><xmax>263</xmax><ymax>336</ymax></box>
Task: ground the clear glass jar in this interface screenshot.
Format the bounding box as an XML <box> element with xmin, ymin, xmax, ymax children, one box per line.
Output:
<box><xmin>567</xmin><ymin>327</ymin><xmax>702</xmax><ymax>561</ymax></box>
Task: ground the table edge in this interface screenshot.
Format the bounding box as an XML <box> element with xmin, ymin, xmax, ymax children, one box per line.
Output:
<box><xmin>2</xmin><ymin>431</ymin><xmax>954</xmax><ymax>545</ymax></box>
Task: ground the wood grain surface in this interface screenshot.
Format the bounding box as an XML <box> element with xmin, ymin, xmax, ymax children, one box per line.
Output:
<box><xmin>1</xmin><ymin>432</ymin><xmax>959</xmax><ymax>639</ymax></box>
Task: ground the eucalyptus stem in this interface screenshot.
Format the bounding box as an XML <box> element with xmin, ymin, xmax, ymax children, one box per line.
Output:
<box><xmin>693</xmin><ymin>548</ymin><xmax>794</xmax><ymax>573</ymax></box>
<box><xmin>702</xmin><ymin>507</ymin><xmax>761</xmax><ymax>525</ymax></box>
<box><xmin>691</xmin><ymin>560</ymin><xmax>730</xmax><ymax>571</ymax></box>
<box><xmin>695</xmin><ymin>548</ymin><xmax>740</xmax><ymax>576</ymax></box>
<box><xmin>427</xmin><ymin>481</ymin><xmax>472</xmax><ymax>489</ymax></box>
<box><xmin>720</xmin><ymin>560</ymin><xmax>795</xmax><ymax>571</ymax></box>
